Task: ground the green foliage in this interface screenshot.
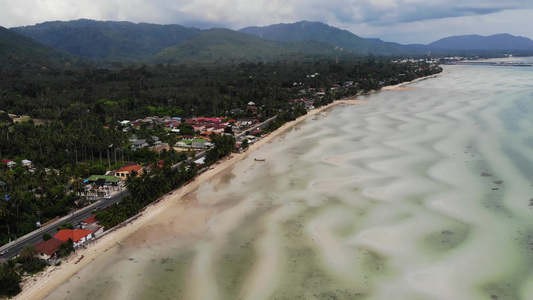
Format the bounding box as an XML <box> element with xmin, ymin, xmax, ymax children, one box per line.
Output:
<box><xmin>58</xmin><ymin>238</ymin><xmax>74</xmax><ymax>257</ymax></box>
<box><xmin>241</xmin><ymin>139</ymin><xmax>249</xmax><ymax>149</ymax></box>
<box><xmin>154</xmin><ymin>28</ymin><xmax>339</xmax><ymax>64</ymax></box>
<box><xmin>239</xmin><ymin>21</ymin><xmax>413</xmax><ymax>56</ymax></box>
<box><xmin>18</xmin><ymin>244</ymin><xmax>38</xmax><ymax>263</ymax></box>
<box><xmin>0</xmin><ymin>27</ymin><xmax>72</xmax><ymax>71</ymax></box>
<box><xmin>0</xmin><ymin>43</ymin><xmax>442</xmax><ymax>247</ymax></box>
<box><xmin>12</xmin><ymin>19</ymin><xmax>201</xmax><ymax>62</ymax></box>
<box><xmin>20</xmin><ymin>259</ymin><xmax>47</xmax><ymax>275</ymax></box>
<box><xmin>57</xmin><ymin>222</ymin><xmax>73</xmax><ymax>230</ymax></box>
<box><xmin>0</xmin><ymin>260</ymin><xmax>21</xmax><ymax>297</ymax></box>
<box><xmin>42</xmin><ymin>233</ymin><xmax>52</xmax><ymax>241</ymax></box>
<box><xmin>88</xmin><ymin>164</ymin><xmax>107</xmax><ymax>175</ymax></box>
<box><xmin>205</xmin><ymin>134</ymin><xmax>236</xmax><ymax>165</ymax></box>
<box><xmin>178</xmin><ymin>123</ymin><xmax>195</xmax><ymax>135</ymax></box>
<box><xmin>96</xmin><ymin>162</ymin><xmax>199</xmax><ymax>228</ymax></box>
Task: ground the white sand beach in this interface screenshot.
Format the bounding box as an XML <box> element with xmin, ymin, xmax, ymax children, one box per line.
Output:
<box><xmin>18</xmin><ymin>65</ymin><xmax>533</xmax><ymax>300</ymax></box>
<box><xmin>14</xmin><ymin>97</ymin><xmax>366</xmax><ymax>300</ymax></box>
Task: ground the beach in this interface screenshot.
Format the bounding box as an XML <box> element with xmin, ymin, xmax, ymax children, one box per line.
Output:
<box><xmin>14</xmin><ymin>97</ymin><xmax>366</xmax><ymax>300</ymax></box>
<box><xmin>19</xmin><ymin>63</ymin><xmax>533</xmax><ymax>300</ymax></box>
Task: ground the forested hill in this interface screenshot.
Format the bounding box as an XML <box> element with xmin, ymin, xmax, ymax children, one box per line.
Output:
<box><xmin>427</xmin><ymin>33</ymin><xmax>533</xmax><ymax>51</ymax></box>
<box><xmin>8</xmin><ymin>19</ymin><xmax>533</xmax><ymax>64</ymax></box>
<box><xmin>153</xmin><ymin>28</ymin><xmax>339</xmax><ymax>63</ymax></box>
<box><xmin>11</xmin><ymin>19</ymin><xmax>201</xmax><ymax>62</ymax></box>
<box><xmin>0</xmin><ymin>26</ymin><xmax>73</xmax><ymax>70</ymax></box>
<box><xmin>10</xmin><ymin>19</ymin><xmax>421</xmax><ymax>64</ymax></box>
<box><xmin>238</xmin><ymin>21</ymin><xmax>416</xmax><ymax>56</ymax></box>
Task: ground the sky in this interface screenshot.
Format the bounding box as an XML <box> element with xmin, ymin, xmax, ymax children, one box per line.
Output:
<box><xmin>1</xmin><ymin>0</ymin><xmax>532</xmax><ymax>44</ymax></box>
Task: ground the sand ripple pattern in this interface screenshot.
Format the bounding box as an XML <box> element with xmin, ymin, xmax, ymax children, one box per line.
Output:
<box><xmin>44</xmin><ymin>65</ymin><xmax>533</xmax><ymax>300</ymax></box>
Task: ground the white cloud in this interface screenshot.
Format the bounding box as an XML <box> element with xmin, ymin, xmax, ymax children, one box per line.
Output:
<box><xmin>0</xmin><ymin>0</ymin><xmax>532</xmax><ymax>44</ymax></box>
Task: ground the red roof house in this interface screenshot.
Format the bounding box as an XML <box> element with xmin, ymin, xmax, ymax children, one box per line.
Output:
<box><xmin>82</xmin><ymin>215</ymin><xmax>98</xmax><ymax>225</ymax></box>
<box><xmin>115</xmin><ymin>164</ymin><xmax>143</xmax><ymax>180</ymax></box>
<box><xmin>35</xmin><ymin>238</ymin><xmax>65</xmax><ymax>260</ymax></box>
<box><xmin>54</xmin><ymin>229</ymin><xmax>95</xmax><ymax>247</ymax></box>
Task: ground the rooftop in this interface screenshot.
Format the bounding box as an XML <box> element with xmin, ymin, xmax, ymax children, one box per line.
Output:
<box><xmin>54</xmin><ymin>229</ymin><xmax>94</xmax><ymax>243</ymax></box>
<box><xmin>35</xmin><ymin>238</ymin><xmax>65</xmax><ymax>256</ymax></box>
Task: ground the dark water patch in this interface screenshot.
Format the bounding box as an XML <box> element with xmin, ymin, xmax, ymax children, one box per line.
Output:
<box><xmin>68</xmin><ymin>277</ymin><xmax>118</xmax><ymax>300</ymax></box>
<box><xmin>283</xmin><ymin>218</ymin><xmax>305</xmax><ymax>240</ymax></box>
<box><xmin>410</xmin><ymin>194</ymin><xmax>434</xmax><ymax>206</ymax></box>
<box><xmin>481</xmin><ymin>282</ymin><xmax>519</xmax><ymax>300</ymax></box>
<box><xmin>215</xmin><ymin>239</ymin><xmax>256</xmax><ymax>299</ymax></box>
<box><xmin>361</xmin><ymin>249</ymin><xmax>388</xmax><ymax>276</ymax></box>
<box><xmin>333</xmin><ymin>217</ymin><xmax>358</xmax><ymax>238</ymax></box>
<box><xmin>481</xmin><ymin>190</ymin><xmax>513</xmax><ymax>215</ymax></box>
<box><xmin>314</xmin><ymin>289</ymin><xmax>367</xmax><ymax>300</ymax></box>
<box><xmin>514</xmin><ymin>227</ymin><xmax>533</xmax><ymax>257</ymax></box>
<box><xmin>499</xmin><ymin>94</ymin><xmax>533</xmax><ymax>132</ymax></box>
<box><xmin>136</xmin><ymin>250</ymin><xmax>194</xmax><ymax>300</ymax></box>
<box><xmin>218</xmin><ymin>170</ymin><xmax>236</xmax><ymax>187</ymax></box>
<box><xmin>273</xmin><ymin>247</ymin><xmax>370</xmax><ymax>300</ymax></box>
<box><xmin>503</xmin><ymin>146</ymin><xmax>533</xmax><ymax>179</ymax></box>
<box><xmin>422</xmin><ymin>224</ymin><xmax>470</xmax><ymax>254</ymax></box>
<box><xmin>213</xmin><ymin>221</ymin><xmax>262</xmax><ymax>299</ymax></box>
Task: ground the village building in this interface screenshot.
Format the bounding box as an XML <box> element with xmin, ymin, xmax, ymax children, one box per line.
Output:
<box><xmin>54</xmin><ymin>229</ymin><xmax>96</xmax><ymax>248</ymax></box>
<box><xmin>131</xmin><ymin>139</ymin><xmax>149</xmax><ymax>150</ymax></box>
<box><xmin>115</xmin><ymin>164</ymin><xmax>144</xmax><ymax>180</ymax></box>
<box><xmin>34</xmin><ymin>238</ymin><xmax>65</xmax><ymax>260</ymax></box>
<box><xmin>85</xmin><ymin>175</ymin><xmax>121</xmax><ymax>186</ymax></box>
<box><xmin>21</xmin><ymin>159</ymin><xmax>33</xmax><ymax>168</ymax></box>
<box><xmin>81</xmin><ymin>215</ymin><xmax>98</xmax><ymax>227</ymax></box>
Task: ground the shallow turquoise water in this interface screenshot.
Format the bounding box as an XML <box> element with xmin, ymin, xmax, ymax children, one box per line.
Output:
<box><xmin>44</xmin><ymin>61</ymin><xmax>533</xmax><ymax>300</ymax></box>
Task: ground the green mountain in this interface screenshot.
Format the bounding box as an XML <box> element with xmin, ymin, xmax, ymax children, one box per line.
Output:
<box><xmin>427</xmin><ymin>33</ymin><xmax>533</xmax><ymax>51</ymax></box>
<box><xmin>0</xmin><ymin>26</ymin><xmax>72</xmax><ymax>70</ymax></box>
<box><xmin>11</xmin><ymin>19</ymin><xmax>419</xmax><ymax>64</ymax></box>
<box><xmin>239</xmin><ymin>21</ymin><xmax>416</xmax><ymax>56</ymax></box>
<box><xmin>9</xmin><ymin>19</ymin><xmax>533</xmax><ymax>65</ymax></box>
<box><xmin>153</xmin><ymin>28</ymin><xmax>340</xmax><ymax>63</ymax></box>
<box><xmin>11</xmin><ymin>19</ymin><xmax>201</xmax><ymax>62</ymax></box>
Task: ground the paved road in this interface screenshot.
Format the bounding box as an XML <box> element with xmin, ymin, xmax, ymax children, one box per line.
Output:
<box><xmin>0</xmin><ymin>117</ymin><xmax>278</xmax><ymax>261</ymax></box>
<box><xmin>0</xmin><ymin>190</ymin><xmax>128</xmax><ymax>261</ymax></box>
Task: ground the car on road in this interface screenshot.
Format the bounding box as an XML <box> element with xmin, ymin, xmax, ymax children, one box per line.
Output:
<box><xmin>0</xmin><ymin>249</ymin><xmax>9</xmax><ymax>256</ymax></box>
<box><xmin>103</xmin><ymin>194</ymin><xmax>111</xmax><ymax>199</ymax></box>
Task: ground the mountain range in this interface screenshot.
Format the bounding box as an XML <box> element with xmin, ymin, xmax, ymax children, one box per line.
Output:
<box><xmin>3</xmin><ymin>19</ymin><xmax>533</xmax><ymax>65</ymax></box>
<box><xmin>0</xmin><ymin>26</ymin><xmax>71</xmax><ymax>69</ymax></box>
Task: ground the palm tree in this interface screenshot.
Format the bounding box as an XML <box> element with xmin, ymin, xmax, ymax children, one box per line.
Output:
<box><xmin>58</xmin><ymin>238</ymin><xmax>74</xmax><ymax>257</ymax></box>
<box><xmin>19</xmin><ymin>244</ymin><xmax>38</xmax><ymax>263</ymax></box>
<box><xmin>0</xmin><ymin>202</ymin><xmax>8</xmax><ymax>219</ymax></box>
<box><xmin>0</xmin><ymin>259</ymin><xmax>21</xmax><ymax>296</ymax></box>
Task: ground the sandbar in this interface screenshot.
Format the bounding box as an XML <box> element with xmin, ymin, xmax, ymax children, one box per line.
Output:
<box><xmin>14</xmin><ymin>97</ymin><xmax>367</xmax><ymax>300</ymax></box>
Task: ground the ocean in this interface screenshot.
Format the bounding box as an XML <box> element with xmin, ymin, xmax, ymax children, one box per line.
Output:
<box><xmin>43</xmin><ymin>59</ymin><xmax>533</xmax><ymax>300</ymax></box>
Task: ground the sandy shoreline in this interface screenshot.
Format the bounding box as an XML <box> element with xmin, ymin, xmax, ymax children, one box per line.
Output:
<box><xmin>14</xmin><ymin>96</ymin><xmax>367</xmax><ymax>300</ymax></box>
<box><xmin>24</xmin><ymin>67</ymin><xmax>533</xmax><ymax>300</ymax></box>
<box><xmin>381</xmin><ymin>74</ymin><xmax>438</xmax><ymax>91</ymax></box>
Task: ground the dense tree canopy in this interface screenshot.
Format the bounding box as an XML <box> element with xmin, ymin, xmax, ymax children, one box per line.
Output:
<box><xmin>0</xmin><ymin>56</ymin><xmax>441</xmax><ymax>248</ymax></box>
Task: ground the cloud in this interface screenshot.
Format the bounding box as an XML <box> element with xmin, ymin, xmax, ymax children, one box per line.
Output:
<box><xmin>308</xmin><ymin>0</ymin><xmax>526</xmax><ymax>26</ymax></box>
<box><xmin>0</xmin><ymin>0</ymin><xmax>532</xmax><ymax>44</ymax></box>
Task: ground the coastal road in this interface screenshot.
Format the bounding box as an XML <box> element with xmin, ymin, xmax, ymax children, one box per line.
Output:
<box><xmin>235</xmin><ymin>116</ymin><xmax>277</xmax><ymax>141</ymax></box>
<box><xmin>0</xmin><ymin>117</ymin><xmax>278</xmax><ymax>261</ymax></box>
<box><xmin>0</xmin><ymin>190</ymin><xmax>128</xmax><ymax>261</ymax></box>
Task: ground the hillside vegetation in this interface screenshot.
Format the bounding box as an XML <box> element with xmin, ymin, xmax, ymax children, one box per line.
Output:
<box><xmin>154</xmin><ymin>28</ymin><xmax>340</xmax><ymax>63</ymax></box>
<box><xmin>0</xmin><ymin>26</ymin><xmax>74</xmax><ymax>70</ymax></box>
<box><xmin>12</xmin><ymin>19</ymin><xmax>201</xmax><ymax>62</ymax></box>
<box><xmin>239</xmin><ymin>21</ymin><xmax>414</xmax><ymax>56</ymax></box>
